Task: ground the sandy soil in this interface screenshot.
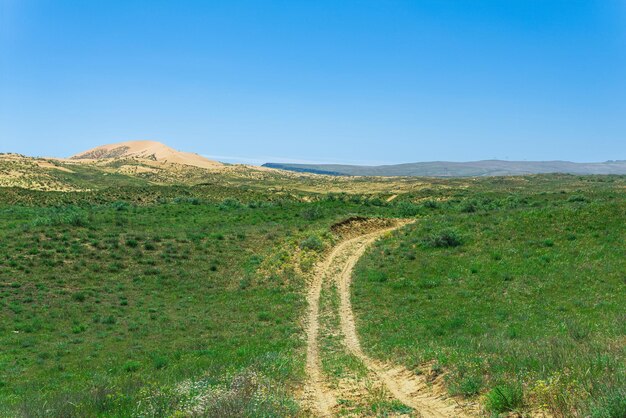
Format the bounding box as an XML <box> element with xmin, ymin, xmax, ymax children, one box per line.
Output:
<box><xmin>70</xmin><ymin>140</ymin><xmax>223</xmax><ymax>169</ymax></box>
<box><xmin>303</xmin><ymin>220</ymin><xmax>479</xmax><ymax>417</ymax></box>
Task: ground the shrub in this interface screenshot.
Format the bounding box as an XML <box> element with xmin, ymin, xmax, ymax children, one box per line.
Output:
<box><xmin>422</xmin><ymin>200</ymin><xmax>439</xmax><ymax>209</ymax></box>
<box><xmin>485</xmin><ymin>384</ymin><xmax>524</xmax><ymax>413</ymax></box>
<box><xmin>219</xmin><ymin>198</ymin><xmax>243</xmax><ymax>210</ymax></box>
<box><xmin>71</xmin><ymin>324</ymin><xmax>86</xmax><ymax>334</ymax></box>
<box><xmin>568</xmin><ymin>194</ymin><xmax>589</xmax><ymax>202</ymax></box>
<box><xmin>422</xmin><ymin>229</ymin><xmax>463</xmax><ymax>248</ymax></box>
<box><xmin>417</xmin><ymin>278</ymin><xmax>440</xmax><ymax>289</ymax></box>
<box><xmin>396</xmin><ymin>201</ymin><xmax>420</xmax><ymax>217</ymax></box>
<box><xmin>257</xmin><ymin>311</ymin><xmax>272</xmax><ymax>322</ymax></box>
<box><xmin>152</xmin><ymin>356</ymin><xmax>168</xmax><ymax>370</ymax></box>
<box><xmin>108</xmin><ymin>261</ymin><xmax>125</xmax><ymax>272</ymax></box>
<box><xmin>457</xmin><ymin>375</ymin><xmax>483</xmax><ymax>396</ymax></box>
<box><xmin>72</xmin><ymin>292</ymin><xmax>86</xmax><ymax>302</ymax></box>
<box><xmin>174</xmin><ymin>371</ymin><xmax>298</xmax><ymax>417</ymax></box>
<box><xmin>112</xmin><ymin>201</ymin><xmax>130</xmax><ymax>211</ymax></box>
<box><xmin>123</xmin><ymin>360</ymin><xmax>141</xmax><ymax>373</ymax></box>
<box><xmin>460</xmin><ymin>200</ymin><xmax>478</xmax><ymax>213</ymax></box>
<box><xmin>32</xmin><ymin>208</ymin><xmax>89</xmax><ymax>228</ymax></box>
<box><xmin>566</xmin><ymin>320</ymin><xmax>590</xmax><ymax>341</ymax></box>
<box><xmin>173</xmin><ymin>197</ymin><xmax>201</xmax><ymax>205</ymax></box>
<box><xmin>239</xmin><ymin>277</ymin><xmax>251</xmax><ymax>290</ymax></box>
<box><xmin>301</xmin><ymin>206</ymin><xmax>323</xmax><ymax>221</ymax></box>
<box><xmin>300</xmin><ymin>235</ymin><xmax>324</xmax><ymax>251</ymax></box>
<box><xmin>366</xmin><ymin>270</ymin><xmax>388</xmax><ymax>283</ymax></box>
<box><xmin>589</xmin><ymin>391</ymin><xmax>626</xmax><ymax>418</ymax></box>
<box><xmin>367</xmin><ymin>197</ymin><xmax>384</xmax><ymax>206</ymax></box>
<box><xmin>66</xmin><ymin>212</ymin><xmax>89</xmax><ymax>227</ymax></box>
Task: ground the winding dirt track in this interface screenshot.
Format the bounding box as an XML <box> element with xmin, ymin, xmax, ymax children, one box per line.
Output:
<box><xmin>304</xmin><ymin>222</ymin><xmax>476</xmax><ymax>417</ymax></box>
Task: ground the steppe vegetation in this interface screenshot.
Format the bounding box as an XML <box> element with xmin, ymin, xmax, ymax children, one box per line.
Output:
<box><xmin>0</xmin><ymin>184</ymin><xmax>405</xmax><ymax>416</ymax></box>
<box><xmin>353</xmin><ymin>177</ymin><xmax>625</xmax><ymax>417</ymax></box>
<box><xmin>0</xmin><ymin>167</ymin><xmax>624</xmax><ymax>417</ymax></box>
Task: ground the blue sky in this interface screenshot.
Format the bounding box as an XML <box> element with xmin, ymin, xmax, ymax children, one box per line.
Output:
<box><xmin>1</xmin><ymin>0</ymin><xmax>625</xmax><ymax>164</ymax></box>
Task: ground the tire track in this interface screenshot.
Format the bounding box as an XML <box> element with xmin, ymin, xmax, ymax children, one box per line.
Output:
<box><xmin>304</xmin><ymin>220</ymin><xmax>477</xmax><ymax>417</ymax></box>
<box><xmin>335</xmin><ymin>230</ymin><xmax>474</xmax><ymax>417</ymax></box>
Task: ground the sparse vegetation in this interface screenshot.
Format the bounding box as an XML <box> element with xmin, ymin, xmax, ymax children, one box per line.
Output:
<box><xmin>300</xmin><ymin>235</ymin><xmax>325</xmax><ymax>251</ymax></box>
<box><xmin>421</xmin><ymin>228</ymin><xmax>463</xmax><ymax>248</ymax></box>
<box><xmin>0</xmin><ymin>186</ymin><xmax>405</xmax><ymax>416</ymax></box>
<box><xmin>353</xmin><ymin>184</ymin><xmax>625</xmax><ymax>417</ymax></box>
<box><xmin>485</xmin><ymin>384</ymin><xmax>524</xmax><ymax>413</ymax></box>
<box><xmin>0</xmin><ymin>170</ymin><xmax>624</xmax><ymax>416</ymax></box>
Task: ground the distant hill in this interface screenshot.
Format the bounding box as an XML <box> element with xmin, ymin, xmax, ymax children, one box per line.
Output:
<box><xmin>0</xmin><ymin>141</ymin><xmax>285</xmax><ymax>192</ymax></box>
<box><xmin>263</xmin><ymin>160</ymin><xmax>626</xmax><ymax>177</ymax></box>
<box><xmin>71</xmin><ymin>140</ymin><xmax>222</xmax><ymax>169</ymax></box>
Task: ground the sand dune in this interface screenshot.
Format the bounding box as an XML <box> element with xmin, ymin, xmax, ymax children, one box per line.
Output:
<box><xmin>71</xmin><ymin>140</ymin><xmax>222</xmax><ymax>169</ymax></box>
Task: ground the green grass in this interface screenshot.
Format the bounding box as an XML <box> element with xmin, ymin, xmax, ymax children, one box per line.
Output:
<box><xmin>353</xmin><ymin>189</ymin><xmax>626</xmax><ymax>416</ymax></box>
<box><xmin>0</xmin><ymin>194</ymin><xmax>404</xmax><ymax>416</ymax></box>
<box><xmin>0</xmin><ymin>174</ymin><xmax>624</xmax><ymax>416</ymax></box>
<box><xmin>319</xmin><ymin>281</ymin><xmax>369</xmax><ymax>382</ymax></box>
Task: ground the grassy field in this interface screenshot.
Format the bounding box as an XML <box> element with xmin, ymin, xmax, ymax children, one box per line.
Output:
<box><xmin>353</xmin><ymin>182</ymin><xmax>625</xmax><ymax>417</ymax></box>
<box><xmin>0</xmin><ymin>173</ymin><xmax>624</xmax><ymax>416</ymax></box>
<box><xmin>0</xmin><ymin>188</ymin><xmax>409</xmax><ymax>416</ymax></box>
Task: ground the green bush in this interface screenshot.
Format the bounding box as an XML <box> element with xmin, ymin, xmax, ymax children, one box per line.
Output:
<box><xmin>123</xmin><ymin>360</ymin><xmax>141</xmax><ymax>373</ymax></box>
<box><xmin>460</xmin><ymin>200</ymin><xmax>478</xmax><ymax>213</ymax></box>
<box><xmin>112</xmin><ymin>201</ymin><xmax>130</xmax><ymax>211</ymax></box>
<box><xmin>568</xmin><ymin>194</ymin><xmax>589</xmax><ymax>202</ymax></box>
<box><xmin>457</xmin><ymin>375</ymin><xmax>483</xmax><ymax>396</ymax></box>
<box><xmin>422</xmin><ymin>200</ymin><xmax>439</xmax><ymax>209</ymax></box>
<box><xmin>72</xmin><ymin>292</ymin><xmax>86</xmax><ymax>302</ymax></box>
<box><xmin>301</xmin><ymin>206</ymin><xmax>323</xmax><ymax>220</ymax></box>
<box><xmin>257</xmin><ymin>311</ymin><xmax>272</xmax><ymax>321</ymax></box>
<box><xmin>396</xmin><ymin>201</ymin><xmax>420</xmax><ymax>217</ymax></box>
<box><xmin>71</xmin><ymin>324</ymin><xmax>87</xmax><ymax>334</ymax></box>
<box><xmin>367</xmin><ymin>197</ymin><xmax>384</xmax><ymax>206</ymax></box>
<box><xmin>422</xmin><ymin>229</ymin><xmax>463</xmax><ymax>248</ymax></box>
<box><xmin>152</xmin><ymin>356</ymin><xmax>168</xmax><ymax>370</ymax></box>
<box><xmin>589</xmin><ymin>390</ymin><xmax>626</xmax><ymax>418</ymax></box>
<box><xmin>32</xmin><ymin>208</ymin><xmax>89</xmax><ymax>227</ymax></box>
<box><xmin>173</xmin><ymin>197</ymin><xmax>201</xmax><ymax>205</ymax></box>
<box><xmin>485</xmin><ymin>384</ymin><xmax>524</xmax><ymax>413</ymax></box>
<box><xmin>299</xmin><ymin>235</ymin><xmax>324</xmax><ymax>251</ymax></box>
<box><xmin>219</xmin><ymin>198</ymin><xmax>243</xmax><ymax>210</ymax></box>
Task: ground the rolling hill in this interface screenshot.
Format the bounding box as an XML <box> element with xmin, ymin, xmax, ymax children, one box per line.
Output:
<box><xmin>1</xmin><ymin>141</ymin><xmax>624</xmax><ymax>417</ymax></box>
<box><xmin>263</xmin><ymin>159</ymin><xmax>626</xmax><ymax>177</ymax></box>
<box><xmin>70</xmin><ymin>140</ymin><xmax>223</xmax><ymax>169</ymax></box>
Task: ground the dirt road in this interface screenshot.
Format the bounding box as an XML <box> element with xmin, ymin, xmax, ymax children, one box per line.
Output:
<box><xmin>303</xmin><ymin>221</ymin><xmax>477</xmax><ymax>417</ymax></box>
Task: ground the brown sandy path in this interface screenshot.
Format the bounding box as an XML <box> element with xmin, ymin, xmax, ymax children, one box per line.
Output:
<box><xmin>304</xmin><ymin>220</ymin><xmax>477</xmax><ymax>417</ymax></box>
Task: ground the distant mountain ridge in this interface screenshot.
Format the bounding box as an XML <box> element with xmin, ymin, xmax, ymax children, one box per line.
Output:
<box><xmin>263</xmin><ymin>160</ymin><xmax>626</xmax><ymax>177</ymax></box>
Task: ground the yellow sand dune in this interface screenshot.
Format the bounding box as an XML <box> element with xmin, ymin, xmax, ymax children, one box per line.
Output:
<box><xmin>70</xmin><ymin>140</ymin><xmax>222</xmax><ymax>169</ymax></box>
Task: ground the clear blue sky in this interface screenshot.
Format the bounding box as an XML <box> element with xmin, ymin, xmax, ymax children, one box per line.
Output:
<box><xmin>1</xmin><ymin>1</ymin><xmax>625</xmax><ymax>164</ymax></box>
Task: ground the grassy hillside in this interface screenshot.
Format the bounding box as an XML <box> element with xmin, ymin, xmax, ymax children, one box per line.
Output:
<box><xmin>353</xmin><ymin>187</ymin><xmax>625</xmax><ymax>416</ymax></box>
<box><xmin>0</xmin><ymin>174</ymin><xmax>624</xmax><ymax>416</ymax></box>
<box><xmin>0</xmin><ymin>189</ymin><xmax>408</xmax><ymax>416</ymax></box>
